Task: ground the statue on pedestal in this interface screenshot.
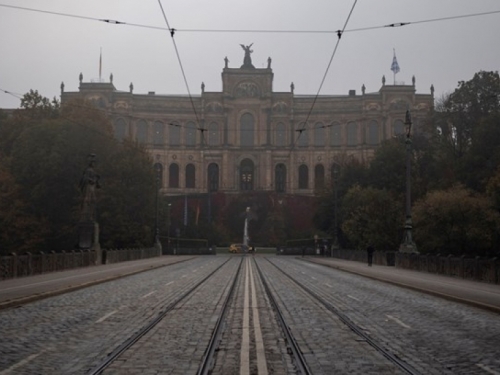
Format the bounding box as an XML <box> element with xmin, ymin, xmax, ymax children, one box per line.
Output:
<box><xmin>78</xmin><ymin>154</ymin><xmax>101</xmax><ymax>259</ymax></box>
<box><xmin>79</xmin><ymin>154</ymin><xmax>100</xmax><ymax>222</ymax></box>
<box><xmin>240</xmin><ymin>43</ymin><xmax>255</xmax><ymax>69</ymax></box>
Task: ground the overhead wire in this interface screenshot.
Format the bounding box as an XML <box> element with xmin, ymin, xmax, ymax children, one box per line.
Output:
<box><xmin>3</xmin><ymin>2</ymin><xmax>496</xmax><ymax>191</ymax></box>
<box><xmin>155</xmin><ymin>0</ymin><xmax>220</xmax><ymax>199</ymax></box>
<box><xmin>1</xmin><ymin>3</ymin><xmax>499</xmax><ymax>35</ymax></box>
<box><xmin>286</xmin><ymin>0</ymin><xmax>358</xmax><ymax>164</ymax></box>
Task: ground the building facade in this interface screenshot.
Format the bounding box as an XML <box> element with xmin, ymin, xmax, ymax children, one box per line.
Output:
<box><xmin>61</xmin><ymin>53</ymin><xmax>434</xmax><ymax>197</ymax></box>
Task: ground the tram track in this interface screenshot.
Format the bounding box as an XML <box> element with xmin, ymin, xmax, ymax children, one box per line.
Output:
<box><xmin>196</xmin><ymin>257</ymin><xmax>243</xmax><ymax>375</ymax></box>
<box><xmin>88</xmin><ymin>257</ymin><xmax>241</xmax><ymax>375</ymax></box>
<box><xmin>254</xmin><ymin>257</ymin><xmax>312</xmax><ymax>375</ymax></box>
<box><xmin>264</xmin><ymin>257</ymin><xmax>422</xmax><ymax>375</ymax></box>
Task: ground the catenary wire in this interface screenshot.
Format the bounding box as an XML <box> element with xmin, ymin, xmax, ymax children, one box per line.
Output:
<box><xmin>286</xmin><ymin>0</ymin><xmax>358</xmax><ymax>163</ymax></box>
<box><xmin>1</xmin><ymin>3</ymin><xmax>499</xmax><ymax>35</ymax></box>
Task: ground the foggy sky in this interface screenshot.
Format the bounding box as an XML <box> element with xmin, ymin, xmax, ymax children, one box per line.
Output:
<box><xmin>1</xmin><ymin>0</ymin><xmax>499</xmax><ymax>109</ymax></box>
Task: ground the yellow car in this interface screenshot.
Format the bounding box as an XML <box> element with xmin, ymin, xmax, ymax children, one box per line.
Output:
<box><xmin>229</xmin><ymin>243</ymin><xmax>244</xmax><ymax>253</ymax></box>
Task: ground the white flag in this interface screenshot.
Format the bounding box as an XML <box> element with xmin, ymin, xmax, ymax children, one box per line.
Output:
<box><xmin>391</xmin><ymin>49</ymin><xmax>400</xmax><ymax>74</ymax></box>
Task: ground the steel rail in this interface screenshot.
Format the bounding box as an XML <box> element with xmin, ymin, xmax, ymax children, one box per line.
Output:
<box><xmin>196</xmin><ymin>257</ymin><xmax>244</xmax><ymax>374</ymax></box>
<box><xmin>88</xmin><ymin>257</ymin><xmax>233</xmax><ymax>375</ymax></box>
<box><xmin>254</xmin><ymin>258</ymin><xmax>313</xmax><ymax>375</ymax></box>
<box><xmin>266</xmin><ymin>258</ymin><xmax>422</xmax><ymax>375</ymax></box>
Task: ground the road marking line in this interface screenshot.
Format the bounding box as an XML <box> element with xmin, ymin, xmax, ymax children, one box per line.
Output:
<box><xmin>477</xmin><ymin>363</ymin><xmax>500</xmax><ymax>375</ymax></box>
<box><xmin>347</xmin><ymin>295</ymin><xmax>360</xmax><ymax>301</ymax></box>
<box><xmin>386</xmin><ymin>314</ymin><xmax>411</xmax><ymax>329</ymax></box>
<box><xmin>95</xmin><ymin>310</ymin><xmax>117</xmax><ymax>323</ymax></box>
<box><xmin>165</xmin><ymin>281</ymin><xmax>174</xmax><ymax>286</ymax></box>
<box><xmin>325</xmin><ymin>283</ymin><xmax>333</xmax><ymax>288</ymax></box>
<box><xmin>249</xmin><ymin>259</ymin><xmax>268</xmax><ymax>375</ymax></box>
<box><xmin>140</xmin><ymin>291</ymin><xmax>156</xmax><ymax>299</ymax></box>
<box><xmin>311</xmin><ymin>276</ymin><xmax>317</xmax><ymax>280</ymax></box>
<box><xmin>181</xmin><ymin>275</ymin><xmax>187</xmax><ymax>278</ymax></box>
<box><xmin>240</xmin><ymin>257</ymin><xmax>250</xmax><ymax>375</ymax></box>
<box><xmin>0</xmin><ymin>351</ymin><xmax>44</xmax><ymax>374</ymax></box>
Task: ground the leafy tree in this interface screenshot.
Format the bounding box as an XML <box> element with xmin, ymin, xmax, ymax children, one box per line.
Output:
<box><xmin>368</xmin><ymin>138</ymin><xmax>406</xmax><ymax>194</ymax></box>
<box><xmin>340</xmin><ymin>185</ymin><xmax>402</xmax><ymax>251</ymax></box>
<box><xmin>459</xmin><ymin>114</ymin><xmax>500</xmax><ymax>191</ymax></box>
<box><xmin>486</xmin><ymin>166</ymin><xmax>500</xmax><ymax>211</ymax></box>
<box><xmin>0</xmin><ymin>156</ymin><xmax>49</xmax><ymax>255</ymax></box>
<box><xmin>413</xmin><ymin>185</ymin><xmax>500</xmax><ymax>257</ymax></box>
<box><xmin>98</xmin><ymin>140</ymin><xmax>156</xmax><ymax>248</ymax></box>
<box><xmin>440</xmin><ymin>71</ymin><xmax>500</xmax><ymax>159</ymax></box>
<box><xmin>20</xmin><ymin>89</ymin><xmax>60</xmax><ymax>120</ymax></box>
<box><xmin>1</xmin><ymin>94</ymin><xmax>158</xmax><ymax>252</ymax></box>
<box><xmin>313</xmin><ymin>155</ymin><xmax>367</xmax><ymax>238</ymax></box>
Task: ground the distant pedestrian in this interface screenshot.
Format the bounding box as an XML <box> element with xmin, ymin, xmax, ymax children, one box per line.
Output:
<box><xmin>367</xmin><ymin>245</ymin><xmax>375</xmax><ymax>266</ymax></box>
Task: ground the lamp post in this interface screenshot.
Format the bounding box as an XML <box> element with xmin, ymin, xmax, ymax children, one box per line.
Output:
<box><xmin>400</xmin><ymin>109</ymin><xmax>418</xmax><ymax>253</ymax></box>
<box><xmin>167</xmin><ymin>203</ymin><xmax>172</xmax><ymax>253</ymax></box>
<box><xmin>243</xmin><ymin>207</ymin><xmax>250</xmax><ymax>251</ymax></box>
<box><xmin>154</xmin><ymin>163</ymin><xmax>161</xmax><ymax>246</ymax></box>
<box><xmin>332</xmin><ymin>163</ymin><xmax>340</xmax><ymax>257</ymax></box>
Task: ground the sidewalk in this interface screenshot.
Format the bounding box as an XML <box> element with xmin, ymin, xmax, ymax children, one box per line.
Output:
<box><xmin>302</xmin><ymin>257</ymin><xmax>500</xmax><ymax>314</ymax></box>
<box><xmin>0</xmin><ymin>256</ymin><xmax>195</xmax><ymax>310</ymax></box>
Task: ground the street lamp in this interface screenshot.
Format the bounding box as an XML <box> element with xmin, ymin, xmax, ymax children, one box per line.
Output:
<box><xmin>332</xmin><ymin>163</ymin><xmax>340</xmax><ymax>256</ymax></box>
<box><xmin>243</xmin><ymin>207</ymin><xmax>250</xmax><ymax>251</ymax></box>
<box><xmin>154</xmin><ymin>163</ymin><xmax>162</xmax><ymax>249</ymax></box>
<box><xmin>400</xmin><ymin>109</ymin><xmax>418</xmax><ymax>253</ymax></box>
<box><xmin>167</xmin><ymin>203</ymin><xmax>172</xmax><ymax>253</ymax></box>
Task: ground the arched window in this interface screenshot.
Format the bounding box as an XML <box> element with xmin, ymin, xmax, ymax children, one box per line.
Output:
<box><xmin>153</xmin><ymin>162</ymin><xmax>163</xmax><ymax>188</ymax></box>
<box><xmin>314</xmin><ymin>164</ymin><xmax>325</xmax><ymax>190</ymax></box>
<box><xmin>208</xmin><ymin>122</ymin><xmax>219</xmax><ymax>146</ymax></box>
<box><xmin>275</xmin><ymin>164</ymin><xmax>286</xmax><ymax>193</ymax></box>
<box><xmin>185</xmin><ymin>121</ymin><xmax>196</xmax><ymax>146</ymax></box>
<box><xmin>394</xmin><ymin>119</ymin><xmax>405</xmax><ymax>136</ymax></box>
<box><xmin>347</xmin><ymin>122</ymin><xmax>357</xmax><ymax>146</ymax></box>
<box><xmin>298</xmin><ymin>164</ymin><xmax>308</xmax><ymax>189</ymax></box>
<box><xmin>186</xmin><ymin>163</ymin><xmax>195</xmax><ymax>188</ymax></box>
<box><xmin>276</xmin><ymin>122</ymin><xmax>286</xmax><ymax>146</ymax></box>
<box><xmin>240</xmin><ymin>158</ymin><xmax>254</xmax><ymax>191</ymax></box>
<box><xmin>208</xmin><ymin>163</ymin><xmax>219</xmax><ymax>192</ymax></box>
<box><xmin>297</xmin><ymin>122</ymin><xmax>308</xmax><ymax>147</ymax></box>
<box><xmin>169</xmin><ymin>122</ymin><xmax>181</xmax><ymax>146</ymax></box>
<box><xmin>330</xmin><ymin>122</ymin><xmax>341</xmax><ymax>146</ymax></box>
<box><xmin>136</xmin><ymin>120</ymin><xmax>148</xmax><ymax>143</ymax></box>
<box><xmin>368</xmin><ymin>120</ymin><xmax>379</xmax><ymax>145</ymax></box>
<box><xmin>153</xmin><ymin>121</ymin><xmax>164</xmax><ymax>147</ymax></box>
<box><xmin>169</xmin><ymin>163</ymin><xmax>179</xmax><ymax>188</ymax></box>
<box><xmin>240</xmin><ymin>113</ymin><xmax>254</xmax><ymax>147</ymax></box>
<box><xmin>314</xmin><ymin>122</ymin><xmax>325</xmax><ymax>147</ymax></box>
<box><xmin>114</xmin><ymin>118</ymin><xmax>127</xmax><ymax>141</ymax></box>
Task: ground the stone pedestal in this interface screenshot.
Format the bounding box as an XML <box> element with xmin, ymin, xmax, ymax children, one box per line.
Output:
<box><xmin>78</xmin><ymin>221</ymin><xmax>102</xmax><ymax>264</ymax></box>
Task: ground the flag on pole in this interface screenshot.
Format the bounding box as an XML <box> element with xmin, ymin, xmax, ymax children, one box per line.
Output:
<box><xmin>99</xmin><ymin>48</ymin><xmax>102</xmax><ymax>81</ymax></box>
<box><xmin>391</xmin><ymin>49</ymin><xmax>400</xmax><ymax>74</ymax></box>
<box><xmin>195</xmin><ymin>203</ymin><xmax>200</xmax><ymax>225</ymax></box>
<box><xmin>183</xmin><ymin>195</ymin><xmax>188</xmax><ymax>226</ymax></box>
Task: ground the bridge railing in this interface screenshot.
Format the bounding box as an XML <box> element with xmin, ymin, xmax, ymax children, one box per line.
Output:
<box><xmin>0</xmin><ymin>247</ymin><xmax>161</xmax><ymax>281</ymax></box>
<box><xmin>327</xmin><ymin>249</ymin><xmax>499</xmax><ymax>284</ymax></box>
<box><xmin>0</xmin><ymin>250</ymin><xmax>97</xmax><ymax>280</ymax></box>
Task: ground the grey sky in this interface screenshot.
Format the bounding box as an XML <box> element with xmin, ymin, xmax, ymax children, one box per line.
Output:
<box><xmin>1</xmin><ymin>0</ymin><xmax>499</xmax><ymax>109</ymax></box>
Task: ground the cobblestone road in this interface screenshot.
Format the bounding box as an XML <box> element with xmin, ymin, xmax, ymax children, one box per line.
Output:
<box><xmin>268</xmin><ymin>257</ymin><xmax>500</xmax><ymax>374</ymax></box>
<box><xmin>0</xmin><ymin>257</ymin><xmax>227</xmax><ymax>374</ymax></box>
<box><xmin>0</xmin><ymin>255</ymin><xmax>499</xmax><ymax>375</ymax></box>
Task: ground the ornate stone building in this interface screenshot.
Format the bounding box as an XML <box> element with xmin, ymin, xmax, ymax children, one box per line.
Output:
<box><xmin>61</xmin><ymin>50</ymin><xmax>433</xmax><ymax>198</ymax></box>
